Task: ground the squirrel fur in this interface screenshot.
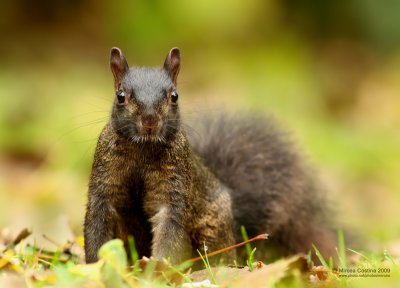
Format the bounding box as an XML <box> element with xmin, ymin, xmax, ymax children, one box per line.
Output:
<box><xmin>83</xmin><ymin>47</ymin><xmax>336</xmax><ymax>265</ymax></box>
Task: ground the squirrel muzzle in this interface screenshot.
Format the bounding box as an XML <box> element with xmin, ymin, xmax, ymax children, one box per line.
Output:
<box><xmin>141</xmin><ymin>114</ymin><xmax>160</xmax><ymax>134</ymax></box>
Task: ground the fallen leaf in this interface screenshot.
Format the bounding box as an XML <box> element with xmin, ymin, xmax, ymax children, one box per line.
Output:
<box><xmin>228</xmin><ymin>254</ymin><xmax>308</xmax><ymax>287</ymax></box>
<box><xmin>309</xmin><ymin>265</ymin><xmax>329</xmax><ymax>281</ymax></box>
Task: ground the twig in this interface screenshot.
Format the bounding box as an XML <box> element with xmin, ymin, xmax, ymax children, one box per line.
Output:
<box><xmin>13</xmin><ymin>228</ymin><xmax>31</xmax><ymax>245</ymax></box>
<box><xmin>183</xmin><ymin>233</ymin><xmax>269</xmax><ymax>264</ymax></box>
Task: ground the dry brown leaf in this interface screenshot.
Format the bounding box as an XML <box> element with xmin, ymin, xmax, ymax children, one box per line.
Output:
<box><xmin>227</xmin><ymin>254</ymin><xmax>308</xmax><ymax>287</ymax></box>
<box><xmin>309</xmin><ymin>265</ymin><xmax>329</xmax><ymax>281</ymax></box>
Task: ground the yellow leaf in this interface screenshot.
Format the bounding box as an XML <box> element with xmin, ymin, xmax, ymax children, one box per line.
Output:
<box><xmin>0</xmin><ymin>250</ymin><xmax>15</xmax><ymax>269</ymax></box>
<box><xmin>76</xmin><ymin>236</ymin><xmax>84</xmax><ymax>248</ymax></box>
<box><xmin>10</xmin><ymin>264</ymin><xmax>24</xmax><ymax>274</ymax></box>
<box><xmin>45</xmin><ymin>274</ymin><xmax>57</xmax><ymax>284</ymax></box>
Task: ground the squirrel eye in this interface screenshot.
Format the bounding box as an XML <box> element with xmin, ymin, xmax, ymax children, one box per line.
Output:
<box><xmin>171</xmin><ymin>91</ymin><xmax>178</xmax><ymax>103</ymax></box>
<box><xmin>116</xmin><ymin>90</ymin><xmax>126</xmax><ymax>104</ymax></box>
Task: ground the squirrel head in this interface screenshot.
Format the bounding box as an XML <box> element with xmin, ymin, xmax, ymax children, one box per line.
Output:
<box><xmin>109</xmin><ymin>47</ymin><xmax>181</xmax><ymax>143</ymax></box>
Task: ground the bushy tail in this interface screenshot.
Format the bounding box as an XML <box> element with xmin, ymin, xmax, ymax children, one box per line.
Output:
<box><xmin>187</xmin><ymin>113</ymin><xmax>337</xmax><ymax>259</ymax></box>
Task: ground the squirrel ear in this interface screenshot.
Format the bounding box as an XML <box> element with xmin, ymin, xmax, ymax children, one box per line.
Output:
<box><xmin>110</xmin><ymin>47</ymin><xmax>129</xmax><ymax>90</ymax></box>
<box><xmin>163</xmin><ymin>48</ymin><xmax>181</xmax><ymax>86</ymax></box>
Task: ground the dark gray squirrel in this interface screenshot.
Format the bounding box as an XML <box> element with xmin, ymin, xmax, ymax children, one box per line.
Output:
<box><xmin>84</xmin><ymin>47</ymin><xmax>337</xmax><ymax>265</ymax></box>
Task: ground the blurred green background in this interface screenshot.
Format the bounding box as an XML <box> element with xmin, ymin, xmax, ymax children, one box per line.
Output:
<box><xmin>0</xmin><ymin>0</ymin><xmax>399</xmax><ymax>253</ymax></box>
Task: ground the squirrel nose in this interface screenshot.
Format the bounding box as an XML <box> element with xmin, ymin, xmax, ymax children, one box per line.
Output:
<box><xmin>141</xmin><ymin>115</ymin><xmax>158</xmax><ymax>129</ymax></box>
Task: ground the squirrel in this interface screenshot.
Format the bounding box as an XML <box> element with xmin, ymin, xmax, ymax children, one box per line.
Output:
<box><xmin>84</xmin><ymin>47</ymin><xmax>337</xmax><ymax>265</ymax></box>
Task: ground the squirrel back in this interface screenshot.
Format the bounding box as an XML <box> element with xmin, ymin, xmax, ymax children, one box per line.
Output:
<box><xmin>189</xmin><ymin>114</ymin><xmax>337</xmax><ymax>259</ymax></box>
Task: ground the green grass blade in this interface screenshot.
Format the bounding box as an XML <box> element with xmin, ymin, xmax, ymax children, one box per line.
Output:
<box><xmin>197</xmin><ymin>244</ymin><xmax>216</xmax><ymax>284</ymax></box>
<box><xmin>347</xmin><ymin>248</ymin><xmax>373</xmax><ymax>265</ymax></box>
<box><xmin>127</xmin><ymin>235</ymin><xmax>141</xmax><ymax>275</ymax></box>
<box><xmin>337</xmin><ymin>229</ymin><xmax>347</xmax><ymax>269</ymax></box>
<box><xmin>240</xmin><ymin>226</ymin><xmax>252</xmax><ymax>259</ymax></box>
<box><xmin>312</xmin><ymin>244</ymin><xmax>329</xmax><ymax>268</ymax></box>
<box><xmin>247</xmin><ymin>247</ymin><xmax>257</xmax><ymax>271</ymax></box>
<box><xmin>383</xmin><ymin>250</ymin><xmax>399</xmax><ymax>269</ymax></box>
<box><xmin>127</xmin><ymin>236</ymin><xmax>139</xmax><ymax>264</ymax></box>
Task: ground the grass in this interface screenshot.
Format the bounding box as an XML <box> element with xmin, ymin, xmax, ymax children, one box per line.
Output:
<box><xmin>308</xmin><ymin>230</ymin><xmax>400</xmax><ymax>287</ymax></box>
<box><xmin>197</xmin><ymin>243</ymin><xmax>217</xmax><ymax>284</ymax></box>
<box><xmin>128</xmin><ymin>235</ymin><xmax>140</xmax><ymax>275</ymax></box>
<box><xmin>240</xmin><ymin>226</ymin><xmax>257</xmax><ymax>271</ymax></box>
<box><xmin>337</xmin><ymin>229</ymin><xmax>347</xmax><ymax>269</ymax></box>
<box><xmin>1</xmin><ymin>230</ymin><xmax>399</xmax><ymax>287</ymax></box>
